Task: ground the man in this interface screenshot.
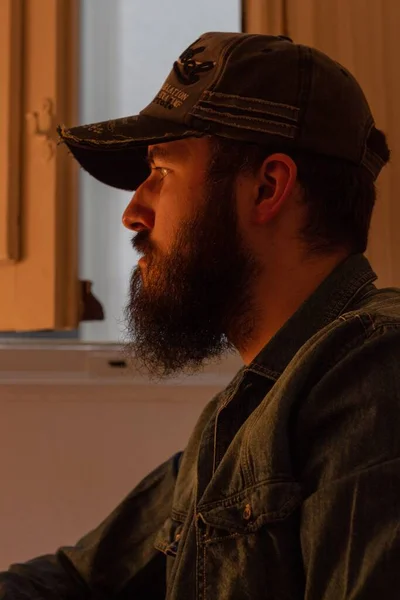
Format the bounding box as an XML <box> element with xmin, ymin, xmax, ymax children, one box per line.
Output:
<box><xmin>1</xmin><ymin>31</ymin><xmax>399</xmax><ymax>599</ymax></box>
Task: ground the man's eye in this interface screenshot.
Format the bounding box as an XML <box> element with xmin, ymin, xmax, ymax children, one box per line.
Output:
<box><xmin>152</xmin><ymin>166</ymin><xmax>170</xmax><ymax>179</ymax></box>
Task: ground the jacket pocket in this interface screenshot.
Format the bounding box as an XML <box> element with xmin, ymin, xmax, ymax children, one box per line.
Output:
<box><xmin>154</xmin><ymin>516</ymin><xmax>185</xmax><ymax>558</ymax></box>
<box><xmin>196</xmin><ymin>479</ymin><xmax>304</xmax><ymax>600</ymax></box>
<box><xmin>197</xmin><ymin>478</ymin><xmax>302</xmax><ymax>538</ymax></box>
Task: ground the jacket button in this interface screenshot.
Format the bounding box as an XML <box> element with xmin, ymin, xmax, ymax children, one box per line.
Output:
<box><xmin>243</xmin><ymin>503</ymin><xmax>252</xmax><ymax>520</ymax></box>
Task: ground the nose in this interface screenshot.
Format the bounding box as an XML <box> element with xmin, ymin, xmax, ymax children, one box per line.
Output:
<box><xmin>122</xmin><ymin>186</ymin><xmax>155</xmax><ymax>232</ymax></box>
<box><xmin>122</xmin><ymin>197</ymin><xmax>146</xmax><ymax>232</ymax></box>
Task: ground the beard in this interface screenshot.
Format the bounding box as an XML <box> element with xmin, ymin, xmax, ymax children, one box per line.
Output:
<box><xmin>123</xmin><ymin>167</ymin><xmax>261</xmax><ymax>380</ymax></box>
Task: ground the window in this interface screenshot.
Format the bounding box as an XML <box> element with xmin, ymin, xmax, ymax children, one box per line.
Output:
<box><xmin>79</xmin><ymin>0</ymin><xmax>242</xmax><ymax>342</ymax></box>
<box><xmin>0</xmin><ymin>0</ymin><xmax>242</xmax><ymax>340</ymax></box>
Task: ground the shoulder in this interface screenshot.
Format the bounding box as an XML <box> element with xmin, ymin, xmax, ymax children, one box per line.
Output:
<box><xmin>341</xmin><ymin>285</ymin><xmax>400</xmax><ymax>335</ymax></box>
<box><xmin>290</xmin><ymin>285</ymin><xmax>400</xmax><ymax>393</ymax></box>
<box><xmin>295</xmin><ymin>292</ymin><xmax>400</xmax><ymax>491</ymax></box>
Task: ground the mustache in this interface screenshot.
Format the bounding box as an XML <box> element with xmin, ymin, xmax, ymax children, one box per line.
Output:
<box><xmin>131</xmin><ymin>230</ymin><xmax>154</xmax><ymax>255</ymax></box>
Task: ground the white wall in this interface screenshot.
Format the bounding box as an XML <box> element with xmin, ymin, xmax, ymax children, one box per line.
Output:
<box><xmin>0</xmin><ymin>392</ymin><xmax>207</xmax><ymax>569</ymax></box>
<box><xmin>0</xmin><ymin>346</ymin><xmax>242</xmax><ymax>570</ymax></box>
<box><xmin>79</xmin><ymin>0</ymin><xmax>241</xmax><ymax>342</ymax></box>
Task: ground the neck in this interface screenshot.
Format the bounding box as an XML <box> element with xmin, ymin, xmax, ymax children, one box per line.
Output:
<box><xmin>236</xmin><ymin>250</ymin><xmax>350</xmax><ymax>365</ymax></box>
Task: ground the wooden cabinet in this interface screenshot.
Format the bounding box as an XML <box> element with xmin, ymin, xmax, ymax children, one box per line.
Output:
<box><xmin>0</xmin><ymin>0</ymin><xmax>79</xmax><ymax>331</ymax></box>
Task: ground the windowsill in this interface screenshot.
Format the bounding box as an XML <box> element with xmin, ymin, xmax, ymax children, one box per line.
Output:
<box><xmin>0</xmin><ymin>341</ymin><xmax>243</xmax><ymax>393</ymax></box>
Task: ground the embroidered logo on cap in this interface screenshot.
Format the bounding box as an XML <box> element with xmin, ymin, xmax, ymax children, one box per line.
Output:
<box><xmin>152</xmin><ymin>82</ymin><xmax>190</xmax><ymax>111</ymax></box>
<box><xmin>173</xmin><ymin>44</ymin><xmax>216</xmax><ymax>85</ymax></box>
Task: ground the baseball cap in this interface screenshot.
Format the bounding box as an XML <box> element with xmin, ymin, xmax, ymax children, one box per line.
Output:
<box><xmin>58</xmin><ymin>31</ymin><xmax>387</xmax><ymax>191</ymax></box>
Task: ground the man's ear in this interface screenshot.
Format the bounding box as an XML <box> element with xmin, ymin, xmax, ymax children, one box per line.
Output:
<box><xmin>252</xmin><ymin>153</ymin><xmax>298</xmax><ymax>224</ymax></box>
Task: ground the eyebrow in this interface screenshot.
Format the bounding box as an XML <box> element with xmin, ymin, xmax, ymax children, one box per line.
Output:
<box><xmin>147</xmin><ymin>144</ymin><xmax>185</xmax><ymax>165</ymax></box>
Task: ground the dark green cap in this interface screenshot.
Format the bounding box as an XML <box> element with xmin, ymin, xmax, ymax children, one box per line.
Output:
<box><xmin>58</xmin><ymin>31</ymin><xmax>387</xmax><ymax>191</ymax></box>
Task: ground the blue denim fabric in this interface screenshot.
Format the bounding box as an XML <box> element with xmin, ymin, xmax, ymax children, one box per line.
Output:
<box><xmin>2</xmin><ymin>253</ymin><xmax>400</xmax><ymax>599</ymax></box>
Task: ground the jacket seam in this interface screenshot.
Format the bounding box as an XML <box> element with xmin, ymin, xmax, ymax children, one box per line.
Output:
<box><xmin>303</xmin><ymin>454</ymin><xmax>400</xmax><ymax>501</ymax></box>
<box><xmin>196</xmin><ymin>476</ymin><xmax>299</xmax><ymax>510</ymax></box>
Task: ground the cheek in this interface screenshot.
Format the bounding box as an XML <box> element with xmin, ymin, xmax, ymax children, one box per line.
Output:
<box><xmin>155</xmin><ymin>199</ymin><xmax>177</xmax><ymax>243</ymax></box>
<box><xmin>235</xmin><ymin>180</ymin><xmax>256</xmax><ymax>241</ymax></box>
<box><xmin>153</xmin><ymin>182</ymin><xmax>199</xmax><ymax>248</ymax></box>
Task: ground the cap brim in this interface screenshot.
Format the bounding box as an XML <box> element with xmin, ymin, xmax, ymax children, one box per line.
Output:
<box><xmin>57</xmin><ymin>114</ymin><xmax>200</xmax><ymax>191</ymax></box>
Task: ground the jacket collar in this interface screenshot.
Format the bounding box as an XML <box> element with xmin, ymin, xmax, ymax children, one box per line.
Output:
<box><xmin>247</xmin><ymin>253</ymin><xmax>377</xmax><ymax>381</ymax></box>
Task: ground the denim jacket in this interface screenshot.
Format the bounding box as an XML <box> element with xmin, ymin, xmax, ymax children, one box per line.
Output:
<box><xmin>2</xmin><ymin>253</ymin><xmax>400</xmax><ymax>599</ymax></box>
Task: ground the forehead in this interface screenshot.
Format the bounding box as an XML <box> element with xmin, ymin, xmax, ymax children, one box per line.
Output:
<box><xmin>147</xmin><ymin>137</ymin><xmax>211</xmax><ymax>162</ymax></box>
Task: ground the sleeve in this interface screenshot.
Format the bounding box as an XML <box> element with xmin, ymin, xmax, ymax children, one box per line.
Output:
<box><xmin>0</xmin><ymin>452</ymin><xmax>182</xmax><ymax>600</ymax></box>
<box><xmin>297</xmin><ymin>328</ymin><xmax>400</xmax><ymax>599</ymax></box>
